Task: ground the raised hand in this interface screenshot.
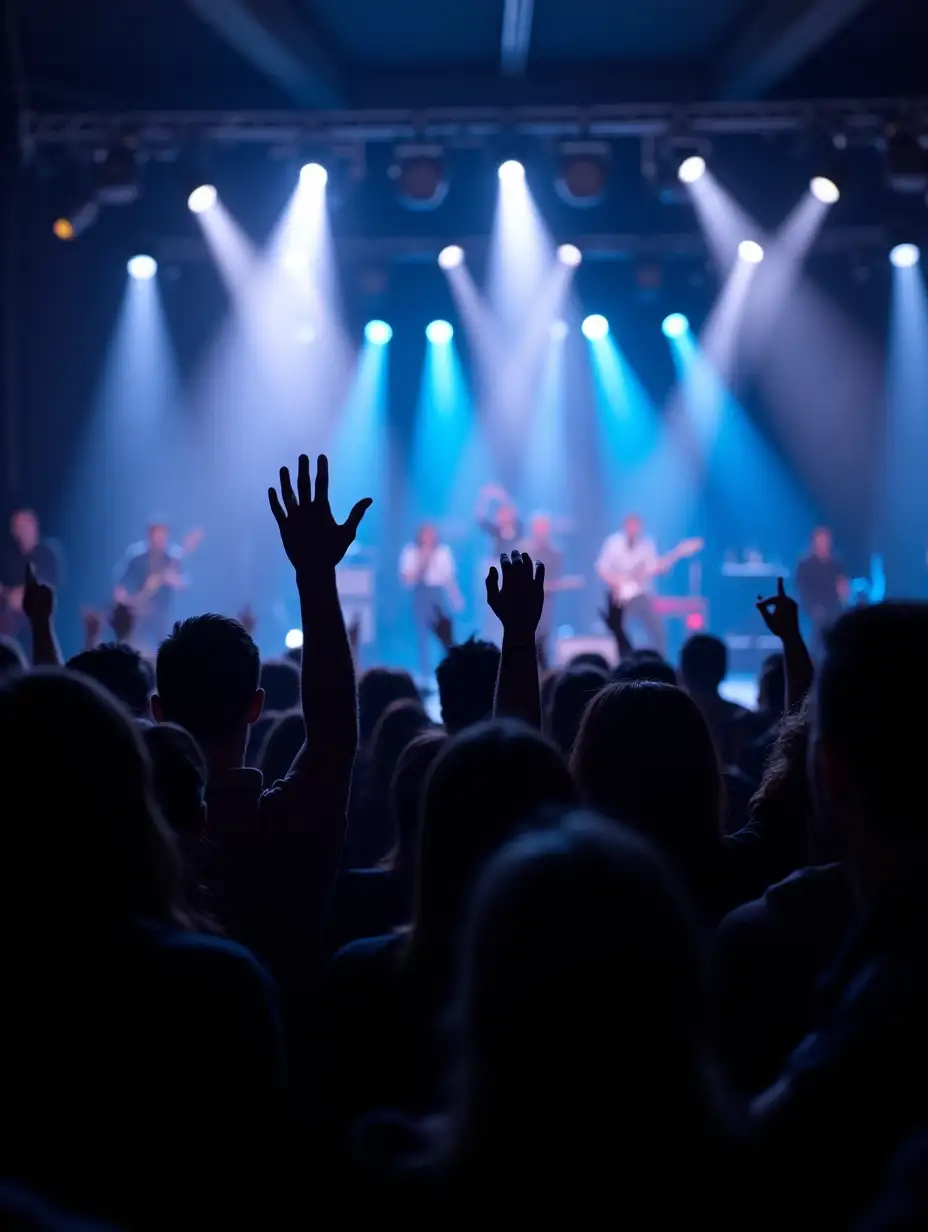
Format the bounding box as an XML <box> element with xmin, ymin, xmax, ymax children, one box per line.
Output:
<box><xmin>110</xmin><ymin>601</ymin><xmax>136</xmax><ymax>644</ymax></box>
<box><xmin>268</xmin><ymin>453</ymin><xmax>372</xmax><ymax>574</ymax></box>
<box><xmin>599</xmin><ymin>592</ymin><xmax>625</xmax><ymax>639</ymax></box>
<box><xmin>237</xmin><ymin>604</ymin><xmax>257</xmax><ymax>636</ymax></box>
<box><xmin>756</xmin><ymin>577</ymin><xmax>800</xmax><ymax>641</ymax></box>
<box><xmin>486</xmin><ymin>550</ymin><xmax>545</xmax><ymax>642</ymax></box>
<box><xmin>80</xmin><ymin>606</ymin><xmax>104</xmax><ymax>647</ymax></box>
<box><xmin>22</xmin><ymin>562</ymin><xmax>54</xmax><ymax>625</ymax></box>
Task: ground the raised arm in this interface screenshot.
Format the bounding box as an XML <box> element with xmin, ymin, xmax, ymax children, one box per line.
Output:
<box><xmin>23</xmin><ymin>563</ymin><xmax>62</xmax><ymax>668</ymax></box>
<box><xmin>756</xmin><ymin>578</ymin><xmax>814</xmax><ymax>711</ymax></box>
<box><xmin>488</xmin><ymin>550</ymin><xmax>545</xmax><ymax>728</ymax></box>
<box><xmin>268</xmin><ymin>453</ymin><xmax>372</xmax><ymax>812</ymax></box>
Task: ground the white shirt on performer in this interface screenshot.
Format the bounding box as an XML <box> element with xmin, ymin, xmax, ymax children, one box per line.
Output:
<box><xmin>596</xmin><ymin>532</ymin><xmax>658</xmax><ymax>603</ymax></box>
<box><xmin>399</xmin><ymin>543</ymin><xmax>457</xmax><ymax>589</ymax></box>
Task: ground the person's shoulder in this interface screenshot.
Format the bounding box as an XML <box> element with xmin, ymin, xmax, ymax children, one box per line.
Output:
<box><xmin>125</xmin><ymin>541</ymin><xmax>148</xmax><ymax>560</ymax></box>
<box><xmin>133</xmin><ymin>919</ymin><xmax>278</xmax><ymax>997</ymax></box>
<box><xmin>335</xmin><ymin>931</ymin><xmax>405</xmax><ymax>967</ymax></box>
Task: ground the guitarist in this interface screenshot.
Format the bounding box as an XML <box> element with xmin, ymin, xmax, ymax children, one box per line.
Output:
<box><xmin>113</xmin><ymin>520</ymin><xmax>199</xmax><ymax>652</ymax></box>
<box><xmin>596</xmin><ymin>514</ymin><xmax>703</xmax><ymax>657</ymax></box>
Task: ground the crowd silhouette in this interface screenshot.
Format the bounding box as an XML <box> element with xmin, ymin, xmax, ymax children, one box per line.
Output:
<box><xmin>2</xmin><ymin>452</ymin><xmax>927</xmax><ymax>1229</ymax></box>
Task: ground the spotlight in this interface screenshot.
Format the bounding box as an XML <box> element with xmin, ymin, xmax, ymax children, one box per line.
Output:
<box><xmin>187</xmin><ymin>183</ymin><xmax>217</xmax><ymax>214</ymax></box>
<box><xmin>549</xmin><ymin>320</ymin><xmax>569</xmax><ymax>342</ymax></box>
<box><xmin>284</xmin><ymin>628</ymin><xmax>304</xmax><ymax>650</ymax></box>
<box><xmin>661</xmin><ymin>313</ymin><xmax>689</xmax><ymax>339</ymax></box>
<box><xmin>581</xmin><ymin>314</ymin><xmax>609</xmax><ymax>341</ymax></box>
<box><xmin>810</xmin><ymin>175</ymin><xmax>840</xmax><ymax>205</ymax></box>
<box><xmin>678</xmin><ymin>155</ymin><xmax>706</xmax><ymax>185</ymax></box>
<box><xmin>738</xmin><ymin>240</ymin><xmax>765</xmax><ymax>265</ymax></box>
<box><xmin>555</xmin><ymin>141</ymin><xmax>610</xmax><ymax>207</ymax></box>
<box><xmin>300</xmin><ymin>162</ymin><xmax>328</xmax><ymax>187</ymax></box>
<box><xmin>127</xmin><ymin>254</ymin><xmax>157</xmax><ymax>281</ymax></box>
<box><xmin>295</xmin><ymin>323</ymin><xmax>317</xmax><ymax>345</ymax></box>
<box><xmin>390</xmin><ymin>144</ymin><xmax>448</xmax><ymax>210</ymax></box>
<box><xmin>498</xmin><ymin>160</ymin><xmax>525</xmax><ymax>184</ymax></box>
<box><xmin>557</xmin><ymin>243</ymin><xmax>582</xmax><ymax>268</ymax></box>
<box><xmin>890</xmin><ymin>242</ymin><xmax>920</xmax><ymax>269</ymax></box>
<box><xmin>364</xmin><ymin>319</ymin><xmax>393</xmax><ymax>345</ymax></box>
<box><xmin>426</xmin><ymin>320</ymin><xmax>454</xmax><ymax>345</ymax></box>
<box><xmin>52</xmin><ymin>201</ymin><xmax>98</xmax><ymax>241</ymax></box>
<box><xmin>438</xmin><ymin>244</ymin><xmax>464</xmax><ymax>270</ymax></box>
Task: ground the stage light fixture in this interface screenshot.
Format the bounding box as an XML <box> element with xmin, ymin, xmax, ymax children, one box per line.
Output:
<box><xmin>555</xmin><ymin>141</ymin><xmax>610</xmax><ymax>207</ymax></box>
<box><xmin>300</xmin><ymin>162</ymin><xmax>328</xmax><ymax>187</ymax></box>
<box><xmin>285</xmin><ymin>628</ymin><xmax>304</xmax><ymax>650</ymax></box>
<box><xmin>661</xmin><ymin>313</ymin><xmax>689</xmax><ymax>339</ymax></box>
<box><xmin>364</xmin><ymin>320</ymin><xmax>393</xmax><ymax>345</ymax></box>
<box><xmin>390</xmin><ymin>144</ymin><xmax>448</xmax><ymax>210</ymax></box>
<box><xmin>557</xmin><ymin>243</ymin><xmax>582</xmax><ymax>268</ymax></box>
<box><xmin>426</xmin><ymin>319</ymin><xmax>454</xmax><ymax>344</ymax></box>
<box><xmin>678</xmin><ymin>155</ymin><xmax>706</xmax><ymax>184</ymax></box>
<box><xmin>890</xmin><ymin>242</ymin><xmax>920</xmax><ymax>269</ymax></box>
<box><xmin>810</xmin><ymin>175</ymin><xmax>840</xmax><ymax>205</ymax></box>
<box><xmin>738</xmin><ymin>240</ymin><xmax>765</xmax><ymax>265</ymax></box>
<box><xmin>52</xmin><ymin>201</ymin><xmax>99</xmax><ymax>241</ymax></box>
<box><xmin>581</xmin><ymin>314</ymin><xmax>609</xmax><ymax>341</ymax></box>
<box><xmin>127</xmin><ymin>254</ymin><xmax>157</xmax><ymax>281</ymax></box>
<box><xmin>498</xmin><ymin>159</ymin><xmax>525</xmax><ymax>184</ymax></box>
<box><xmin>549</xmin><ymin>320</ymin><xmax>569</xmax><ymax>342</ymax></box>
<box><xmin>187</xmin><ymin>183</ymin><xmax>217</xmax><ymax>214</ymax></box>
<box><xmin>438</xmin><ymin>244</ymin><xmax>464</xmax><ymax>270</ymax></box>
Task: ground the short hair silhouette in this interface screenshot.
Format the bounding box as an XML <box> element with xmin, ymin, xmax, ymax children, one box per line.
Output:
<box><xmin>259</xmin><ymin>658</ymin><xmax>300</xmax><ymax>712</ymax></box>
<box><xmin>680</xmin><ymin>634</ymin><xmax>728</xmax><ymax>692</ymax></box>
<box><xmin>436</xmin><ymin>637</ymin><xmax>501</xmax><ymax>734</ymax></box>
<box><xmin>156</xmin><ymin>615</ymin><xmax>260</xmax><ymax>745</ymax></box>
<box><xmin>68</xmin><ymin>643</ymin><xmax>153</xmax><ymax>717</ymax></box>
<box><xmin>613</xmin><ymin>650</ymin><xmax>677</xmax><ymax>687</ymax></box>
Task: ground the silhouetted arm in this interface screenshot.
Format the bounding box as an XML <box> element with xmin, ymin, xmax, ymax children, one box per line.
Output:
<box><xmin>23</xmin><ymin>563</ymin><xmax>61</xmax><ymax>668</ymax></box>
<box><xmin>489</xmin><ymin>551</ymin><xmax>545</xmax><ymax>728</ymax></box>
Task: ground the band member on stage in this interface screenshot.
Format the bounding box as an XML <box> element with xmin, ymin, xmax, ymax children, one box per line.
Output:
<box><xmin>522</xmin><ymin>513</ymin><xmax>563</xmax><ymax>662</ymax></box>
<box><xmin>399</xmin><ymin>523</ymin><xmax>463</xmax><ymax>679</ymax></box>
<box><xmin>596</xmin><ymin>514</ymin><xmax>667</xmax><ymax>655</ymax></box>
<box><xmin>476</xmin><ymin>484</ymin><xmax>522</xmax><ymax>556</ymax></box>
<box><xmin>796</xmin><ymin>526</ymin><xmax>848</xmax><ymax>647</ymax></box>
<box><xmin>1</xmin><ymin>508</ymin><xmax>61</xmax><ymax>643</ymax></box>
<box><xmin>114</xmin><ymin>521</ymin><xmax>197</xmax><ymax>651</ymax></box>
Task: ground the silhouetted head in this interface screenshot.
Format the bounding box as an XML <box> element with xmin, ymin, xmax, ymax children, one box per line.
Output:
<box><xmin>436</xmin><ymin>637</ymin><xmax>501</xmax><ymax>734</ymax></box>
<box><xmin>147</xmin><ymin>521</ymin><xmax>169</xmax><ymax>554</ymax></box>
<box><xmin>10</xmin><ymin>508</ymin><xmax>39</xmax><ymax>553</ymax></box>
<box><xmin>568</xmin><ymin>651</ymin><xmax>611</xmax><ymax>674</ymax></box>
<box><xmin>813</xmin><ymin>603</ymin><xmax>928</xmax><ymax>873</ymax></box>
<box><xmin>259</xmin><ymin>658</ymin><xmax>301</xmax><ymax>712</ymax></box>
<box><xmin>680</xmin><ymin>634</ymin><xmax>728</xmax><ymax>694</ymax></box>
<box><xmin>142</xmin><ymin>722</ymin><xmax>208</xmax><ymax>843</ymax></box>
<box><xmin>572</xmin><ymin>681</ymin><xmax>723</xmax><ymax>876</ymax></box>
<box><xmin>448</xmin><ymin>813</ymin><xmax>713</xmax><ymax>1177</ymax></box>
<box><xmin>623</xmin><ymin>513</ymin><xmax>642</xmax><ymax>543</ymax></box>
<box><xmin>412</xmin><ymin>720</ymin><xmax>575</xmax><ymax>962</ymax></box>
<box><xmin>0</xmin><ymin>636</ymin><xmax>26</xmax><ymax>675</ymax></box>
<box><xmin>358</xmin><ymin>667</ymin><xmax>420</xmax><ymax>745</ymax></box>
<box><xmin>548</xmin><ymin>666</ymin><xmax>607</xmax><ymax>754</ymax></box>
<box><xmin>384</xmin><ymin>729</ymin><xmax>448</xmax><ymax>875</ymax></box>
<box><xmin>812</xmin><ymin>526</ymin><xmax>832</xmax><ymax>559</ymax></box>
<box><xmin>613</xmin><ymin>650</ymin><xmax>677</xmax><ymax>687</ymax></box>
<box><xmin>371</xmin><ymin>699</ymin><xmax>433</xmax><ymax>790</ymax></box>
<box><xmin>757</xmin><ymin>652</ymin><xmax>786</xmax><ymax>718</ymax></box>
<box><xmin>256</xmin><ymin>711</ymin><xmax>305</xmax><ymax>786</ymax></box>
<box><xmin>529</xmin><ymin>513</ymin><xmax>551</xmax><ymax>544</ymax></box>
<box><xmin>153</xmin><ymin>615</ymin><xmax>263</xmax><ymax>756</ymax></box>
<box><xmin>417</xmin><ymin>523</ymin><xmax>438</xmax><ymax>550</ymax></box>
<box><xmin>0</xmin><ymin>670</ymin><xmax>186</xmax><ymax>931</ymax></box>
<box><xmin>67</xmin><ymin>644</ymin><xmax>153</xmax><ymax>718</ymax></box>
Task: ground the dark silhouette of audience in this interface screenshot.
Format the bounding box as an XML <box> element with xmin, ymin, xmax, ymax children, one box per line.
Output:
<box><xmin>680</xmin><ymin>633</ymin><xmax>748</xmax><ymax>765</ymax></box>
<box><xmin>435</xmin><ymin>637</ymin><xmax>500</xmax><ymax>732</ymax></box>
<box><xmin>66</xmin><ymin>642</ymin><xmax>153</xmax><ymax>717</ymax></box>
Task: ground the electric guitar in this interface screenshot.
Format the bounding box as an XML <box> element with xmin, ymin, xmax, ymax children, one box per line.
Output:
<box><xmin>121</xmin><ymin>529</ymin><xmax>204</xmax><ymax>617</ymax></box>
<box><xmin>606</xmin><ymin>537</ymin><xmax>705</xmax><ymax>603</ymax></box>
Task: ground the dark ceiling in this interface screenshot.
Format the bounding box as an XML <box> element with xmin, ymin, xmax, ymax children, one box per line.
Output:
<box><xmin>9</xmin><ymin>0</ymin><xmax>928</xmax><ymax>113</ymax></box>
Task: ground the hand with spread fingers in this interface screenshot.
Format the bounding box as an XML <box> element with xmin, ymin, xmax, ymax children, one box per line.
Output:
<box><xmin>486</xmin><ymin>550</ymin><xmax>546</xmax><ymax>643</ymax></box>
<box><xmin>756</xmin><ymin>577</ymin><xmax>800</xmax><ymax>642</ymax></box>
<box><xmin>268</xmin><ymin>453</ymin><xmax>372</xmax><ymax>575</ymax></box>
